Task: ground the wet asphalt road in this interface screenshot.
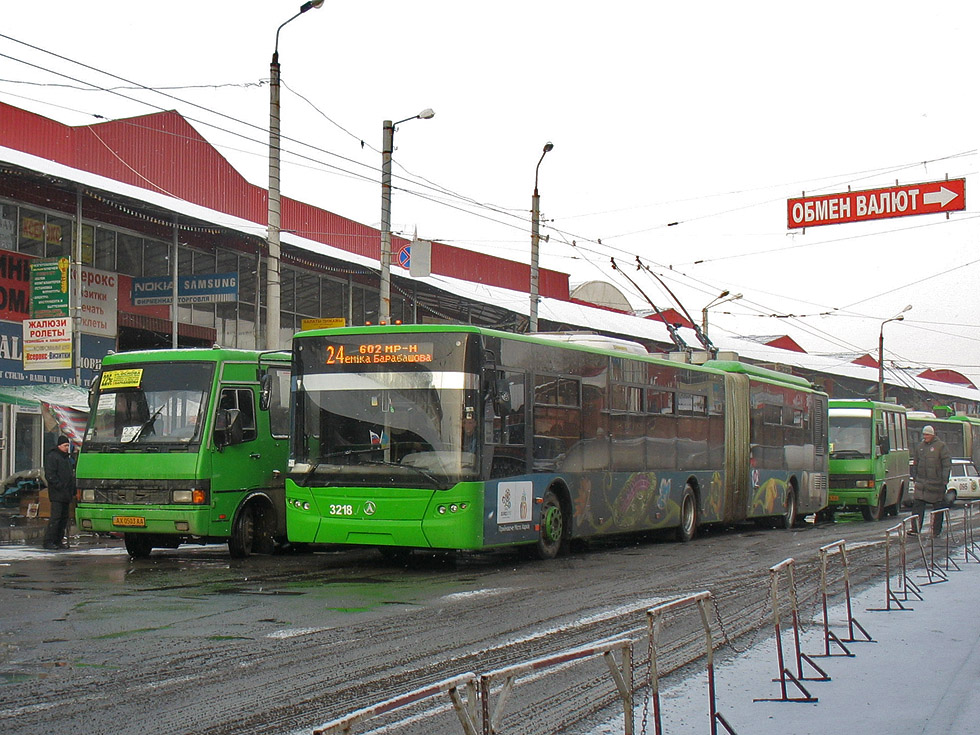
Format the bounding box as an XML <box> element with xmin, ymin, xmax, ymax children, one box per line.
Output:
<box><xmin>0</xmin><ymin>513</ymin><xmax>932</xmax><ymax>735</ymax></box>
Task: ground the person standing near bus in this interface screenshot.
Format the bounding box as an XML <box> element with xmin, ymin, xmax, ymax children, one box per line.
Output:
<box><xmin>910</xmin><ymin>425</ymin><xmax>952</xmax><ymax>535</ymax></box>
<box><xmin>43</xmin><ymin>435</ymin><xmax>76</xmax><ymax>550</ymax></box>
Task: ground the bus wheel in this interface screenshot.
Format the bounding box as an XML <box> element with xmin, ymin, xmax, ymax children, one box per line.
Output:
<box><xmin>229</xmin><ymin>506</ymin><xmax>256</xmax><ymax>558</ymax></box>
<box><xmin>861</xmin><ymin>489</ymin><xmax>886</xmax><ymax>522</ymax></box>
<box><xmin>887</xmin><ymin>487</ymin><xmax>902</xmax><ymax>516</ymax></box>
<box><xmin>676</xmin><ymin>486</ymin><xmax>698</xmax><ymax>542</ymax></box>
<box><xmin>775</xmin><ymin>489</ymin><xmax>797</xmax><ymax>529</ymax></box>
<box><xmin>535</xmin><ymin>489</ymin><xmax>566</xmax><ymax>560</ymax></box>
<box><xmin>124</xmin><ymin>533</ymin><xmax>153</xmax><ymax>559</ymax></box>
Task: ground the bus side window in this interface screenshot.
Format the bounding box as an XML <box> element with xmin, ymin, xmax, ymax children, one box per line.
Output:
<box><xmin>265</xmin><ymin>367</ymin><xmax>290</xmax><ymax>438</ymax></box>
<box><xmin>218</xmin><ymin>388</ymin><xmax>257</xmax><ymax>442</ymax></box>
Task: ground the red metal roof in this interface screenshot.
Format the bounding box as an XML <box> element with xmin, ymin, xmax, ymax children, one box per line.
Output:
<box><xmin>0</xmin><ymin>102</ymin><xmax>569</xmax><ymax>300</ymax></box>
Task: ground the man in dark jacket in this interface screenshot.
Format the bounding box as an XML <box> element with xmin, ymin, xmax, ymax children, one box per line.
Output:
<box><xmin>910</xmin><ymin>425</ymin><xmax>952</xmax><ymax>535</ymax></box>
<box><xmin>43</xmin><ymin>435</ymin><xmax>76</xmax><ymax>550</ymax></box>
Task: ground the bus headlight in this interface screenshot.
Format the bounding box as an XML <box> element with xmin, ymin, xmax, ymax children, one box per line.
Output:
<box><xmin>81</xmin><ymin>489</ymin><xmax>95</xmax><ymax>502</ymax></box>
<box><xmin>172</xmin><ymin>489</ymin><xmax>208</xmax><ymax>504</ymax></box>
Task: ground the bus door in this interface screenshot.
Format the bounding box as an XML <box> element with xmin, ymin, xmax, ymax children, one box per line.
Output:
<box><xmin>722</xmin><ymin>373</ymin><xmax>750</xmax><ymax>523</ymax></box>
<box><xmin>210</xmin><ymin>385</ymin><xmax>265</xmax><ymax>500</ymax></box>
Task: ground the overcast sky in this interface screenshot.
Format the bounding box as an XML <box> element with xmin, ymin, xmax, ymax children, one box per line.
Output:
<box><xmin>1</xmin><ymin>1</ymin><xmax>977</xmax><ymax>383</ymax></box>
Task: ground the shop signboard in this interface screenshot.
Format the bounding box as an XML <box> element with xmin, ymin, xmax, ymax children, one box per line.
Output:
<box><xmin>74</xmin><ymin>267</ymin><xmax>118</xmax><ymax>337</ymax></box>
<box><xmin>131</xmin><ymin>272</ymin><xmax>238</xmax><ymax>306</ymax></box>
<box><xmin>30</xmin><ymin>257</ymin><xmax>71</xmax><ymax>318</ymax></box>
<box><xmin>23</xmin><ymin>317</ymin><xmax>72</xmax><ymax>370</ymax></box>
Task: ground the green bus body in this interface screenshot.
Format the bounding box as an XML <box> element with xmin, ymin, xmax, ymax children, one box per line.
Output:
<box><xmin>286</xmin><ymin>326</ymin><xmax>828</xmax><ymax>558</ymax></box>
<box><xmin>75</xmin><ymin>348</ymin><xmax>291</xmax><ymax>558</ymax></box>
<box><xmin>827</xmin><ymin>399</ymin><xmax>910</xmax><ymax>521</ymax></box>
<box><xmin>908</xmin><ymin>412</ymin><xmax>980</xmax><ymax>466</ymax></box>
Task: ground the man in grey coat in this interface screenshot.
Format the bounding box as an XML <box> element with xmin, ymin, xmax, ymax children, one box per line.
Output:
<box><xmin>910</xmin><ymin>425</ymin><xmax>952</xmax><ymax>535</ymax></box>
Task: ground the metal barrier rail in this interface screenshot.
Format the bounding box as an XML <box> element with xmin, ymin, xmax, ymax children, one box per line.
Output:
<box><xmin>312</xmin><ymin>673</ymin><xmax>480</xmax><ymax>735</ymax></box>
<box><xmin>911</xmin><ymin>508</ymin><xmax>952</xmax><ymax>583</ymax></box>
<box><xmin>646</xmin><ymin>591</ymin><xmax>736</xmax><ymax>735</ymax></box>
<box><xmin>480</xmin><ymin>638</ymin><xmax>634</xmax><ymax>735</ymax></box>
<box><xmin>928</xmin><ymin>507</ymin><xmax>960</xmax><ymax>574</ymax></box>
<box><xmin>870</xmin><ymin>522</ymin><xmax>918</xmax><ymax>611</ymax></box>
<box><xmin>310</xmin><ymin>518</ymin><xmax>980</xmax><ymax>735</ymax></box>
<box><xmin>754</xmin><ymin>558</ymin><xmax>828</xmax><ymax>703</ymax></box>
<box><xmin>812</xmin><ymin>540</ymin><xmax>873</xmax><ymax>658</ymax></box>
<box><xmin>963</xmin><ymin>500</ymin><xmax>980</xmax><ymax>563</ymax></box>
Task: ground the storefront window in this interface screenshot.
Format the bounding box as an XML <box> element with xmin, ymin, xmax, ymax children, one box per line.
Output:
<box><xmin>94</xmin><ymin>227</ymin><xmax>116</xmax><ymax>271</ymax></box>
<box><xmin>0</xmin><ymin>203</ymin><xmax>16</xmax><ymax>252</ymax></box>
<box><xmin>296</xmin><ymin>272</ymin><xmax>319</xmax><ymax>317</ymax></box>
<box><xmin>45</xmin><ymin>214</ymin><xmax>72</xmax><ymax>258</ymax></box>
<box><xmin>321</xmin><ymin>275</ymin><xmax>347</xmax><ymax>323</ymax></box>
<box><xmin>18</xmin><ymin>209</ymin><xmax>45</xmax><ymax>257</ymax></box>
<box><xmin>143</xmin><ymin>238</ymin><xmax>170</xmax><ymax>277</ymax></box>
<box><xmin>117</xmin><ymin>233</ymin><xmax>143</xmax><ymax>276</ymax></box>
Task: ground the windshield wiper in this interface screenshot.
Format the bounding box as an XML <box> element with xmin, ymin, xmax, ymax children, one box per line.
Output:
<box><xmin>126</xmin><ymin>404</ymin><xmax>166</xmax><ymax>444</ymax></box>
<box><xmin>360</xmin><ymin>458</ymin><xmax>447</xmax><ymax>490</ymax></box>
<box><xmin>830</xmin><ymin>449</ymin><xmax>867</xmax><ymax>458</ymax></box>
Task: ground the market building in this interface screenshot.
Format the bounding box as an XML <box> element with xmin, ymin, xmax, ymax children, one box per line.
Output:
<box><xmin>0</xmin><ymin>100</ymin><xmax>977</xmax><ymax>482</ymax></box>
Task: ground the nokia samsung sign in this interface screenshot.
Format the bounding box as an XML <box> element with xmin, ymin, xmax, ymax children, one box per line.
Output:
<box><xmin>132</xmin><ymin>273</ymin><xmax>238</xmax><ymax>306</ymax></box>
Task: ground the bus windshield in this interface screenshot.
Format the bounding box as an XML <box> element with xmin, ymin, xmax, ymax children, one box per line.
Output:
<box><xmin>829</xmin><ymin>412</ymin><xmax>872</xmax><ymax>459</ymax></box>
<box><xmin>292</xmin><ymin>332</ymin><xmax>479</xmax><ymax>488</ymax></box>
<box><xmin>83</xmin><ymin>362</ymin><xmax>214</xmax><ymax>448</ymax></box>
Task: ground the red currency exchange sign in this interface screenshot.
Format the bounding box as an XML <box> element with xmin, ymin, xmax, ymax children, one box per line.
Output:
<box><xmin>787</xmin><ymin>178</ymin><xmax>965</xmax><ymax>229</ymax></box>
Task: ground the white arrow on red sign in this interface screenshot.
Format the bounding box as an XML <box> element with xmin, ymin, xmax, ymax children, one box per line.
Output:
<box><xmin>922</xmin><ymin>186</ymin><xmax>960</xmax><ymax>207</ymax></box>
<box><xmin>787</xmin><ymin>178</ymin><xmax>966</xmax><ymax>229</ymax></box>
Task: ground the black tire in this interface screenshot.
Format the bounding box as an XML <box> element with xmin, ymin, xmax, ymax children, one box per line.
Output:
<box><xmin>229</xmin><ymin>506</ymin><xmax>256</xmax><ymax>558</ymax></box>
<box><xmin>887</xmin><ymin>485</ymin><xmax>903</xmax><ymax>516</ymax></box>
<box><xmin>124</xmin><ymin>533</ymin><xmax>153</xmax><ymax>559</ymax></box>
<box><xmin>861</xmin><ymin>487</ymin><xmax>887</xmax><ymax>522</ymax></box>
<box><xmin>815</xmin><ymin>507</ymin><xmax>835</xmax><ymax>524</ymax></box>
<box><xmin>535</xmin><ymin>489</ymin><xmax>567</xmax><ymax>560</ymax></box>
<box><xmin>775</xmin><ymin>488</ymin><xmax>797</xmax><ymax>529</ymax></box>
<box><xmin>676</xmin><ymin>485</ymin><xmax>698</xmax><ymax>542</ymax></box>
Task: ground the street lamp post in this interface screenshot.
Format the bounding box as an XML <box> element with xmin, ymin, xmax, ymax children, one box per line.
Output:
<box><xmin>266</xmin><ymin>0</ymin><xmax>323</xmax><ymax>350</ymax></box>
<box><xmin>878</xmin><ymin>305</ymin><xmax>912</xmax><ymax>401</ymax></box>
<box><xmin>529</xmin><ymin>142</ymin><xmax>553</xmax><ymax>333</ymax></box>
<box><xmin>701</xmin><ymin>290</ymin><xmax>742</xmax><ymax>343</ymax></box>
<box><xmin>378</xmin><ymin>108</ymin><xmax>434</xmax><ymax>325</ymax></box>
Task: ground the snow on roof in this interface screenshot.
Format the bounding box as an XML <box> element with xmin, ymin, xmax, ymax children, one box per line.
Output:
<box><xmin>4</xmin><ymin>144</ymin><xmax>979</xmax><ymax>405</ymax></box>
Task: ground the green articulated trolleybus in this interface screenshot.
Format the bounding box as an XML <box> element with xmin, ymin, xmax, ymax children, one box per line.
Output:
<box><xmin>827</xmin><ymin>399</ymin><xmax>910</xmax><ymax>521</ymax></box>
<box><xmin>75</xmin><ymin>347</ymin><xmax>291</xmax><ymax>558</ymax></box>
<box><xmin>907</xmin><ymin>410</ymin><xmax>980</xmax><ymax>467</ymax></box>
<box><xmin>285</xmin><ymin>325</ymin><xmax>829</xmax><ymax>559</ymax></box>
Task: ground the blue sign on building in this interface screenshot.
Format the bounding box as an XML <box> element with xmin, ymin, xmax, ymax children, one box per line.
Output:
<box><xmin>132</xmin><ymin>272</ymin><xmax>238</xmax><ymax>306</ymax></box>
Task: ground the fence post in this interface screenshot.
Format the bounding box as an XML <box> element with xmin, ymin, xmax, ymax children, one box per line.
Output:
<box><xmin>311</xmin><ymin>673</ymin><xmax>480</xmax><ymax>735</ymax></box>
<box><xmin>812</xmin><ymin>540</ymin><xmax>873</xmax><ymax>658</ymax></box>
<box><xmin>646</xmin><ymin>591</ymin><xmax>737</xmax><ymax>735</ymax></box>
<box><xmin>753</xmin><ymin>558</ymin><xmax>827</xmax><ymax>704</ymax></box>
<box><xmin>479</xmin><ymin>639</ymin><xmax>635</xmax><ymax>735</ymax></box>
<box><xmin>963</xmin><ymin>501</ymin><xmax>980</xmax><ymax>563</ymax></box>
<box><xmin>869</xmin><ymin>524</ymin><xmax>913</xmax><ymax>612</ymax></box>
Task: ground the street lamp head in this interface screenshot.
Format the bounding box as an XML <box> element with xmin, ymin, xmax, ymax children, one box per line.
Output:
<box><xmin>418</xmin><ymin>108</ymin><xmax>435</xmax><ymax>120</ymax></box>
<box><xmin>300</xmin><ymin>0</ymin><xmax>325</xmax><ymax>12</ymax></box>
<box><xmin>543</xmin><ymin>141</ymin><xmax>554</xmax><ymax>153</ymax></box>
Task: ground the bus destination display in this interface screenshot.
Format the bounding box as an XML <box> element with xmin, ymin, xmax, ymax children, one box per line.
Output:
<box><xmin>324</xmin><ymin>341</ymin><xmax>435</xmax><ymax>365</ymax></box>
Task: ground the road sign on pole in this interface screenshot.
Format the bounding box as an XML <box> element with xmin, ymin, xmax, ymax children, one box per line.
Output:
<box><xmin>787</xmin><ymin>178</ymin><xmax>965</xmax><ymax>229</ymax></box>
